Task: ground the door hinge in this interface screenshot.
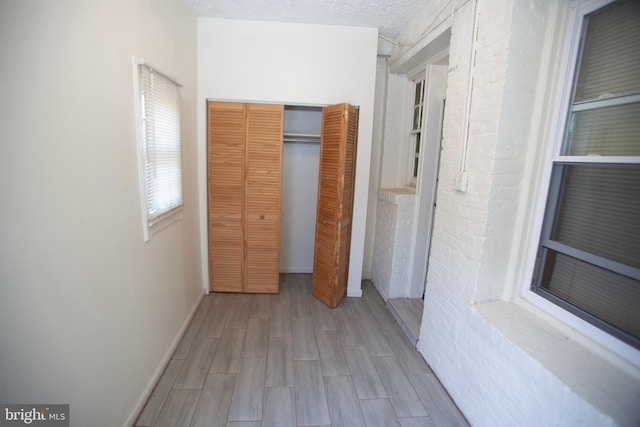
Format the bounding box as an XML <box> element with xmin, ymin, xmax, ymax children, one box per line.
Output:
<box><xmin>343</xmin><ymin>108</ymin><xmax>348</xmax><ymax>119</ymax></box>
<box><xmin>337</xmin><ymin>221</ymin><xmax>342</xmax><ymax>230</ymax></box>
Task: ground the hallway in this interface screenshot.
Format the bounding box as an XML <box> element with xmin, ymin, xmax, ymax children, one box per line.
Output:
<box><xmin>135</xmin><ymin>274</ymin><xmax>468</xmax><ymax>427</ymax></box>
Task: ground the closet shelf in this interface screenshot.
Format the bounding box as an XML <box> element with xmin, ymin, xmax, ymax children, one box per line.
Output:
<box><xmin>283</xmin><ymin>133</ymin><xmax>321</xmax><ymax>144</ymax></box>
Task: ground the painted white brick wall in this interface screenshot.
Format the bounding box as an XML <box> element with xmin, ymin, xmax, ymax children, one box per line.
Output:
<box><xmin>371</xmin><ymin>189</ymin><xmax>415</xmax><ymax>300</ymax></box>
<box><xmin>382</xmin><ymin>0</ymin><xmax>640</xmax><ymax>426</ymax></box>
<box><xmin>369</xmin><ymin>60</ymin><xmax>418</xmax><ymax>299</ymax></box>
<box><xmin>371</xmin><ymin>198</ymin><xmax>397</xmax><ymax>300</ymax></box>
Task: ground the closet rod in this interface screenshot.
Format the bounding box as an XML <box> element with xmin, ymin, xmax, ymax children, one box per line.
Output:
<box><xmin>283</xmin><ymin>133</ymin><xmax>320</xmax><ymax>144</ymax></box>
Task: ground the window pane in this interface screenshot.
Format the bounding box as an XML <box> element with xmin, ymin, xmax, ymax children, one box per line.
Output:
<box><xmin>415</xmin><ymin>133</ymin><xmax>421</xmax><ymax>154</ymax></box>
<box><xmin>413</xmin><ymin>106</ymin><xmax>421</xmax><ymax>130</ymax></box>
<box><xmin>574</xmin><ymin>0</ymin><xmax>640</xmax><ymax>102</ymax></box>
<box><xmin>534</xmin><ymin>0</ymin><xmax>640</xmax><ymax>349</ymax></box>
<box><xmin>564</xmin><ymin>102</ymin><xmax>640</xmax><ymax>156</ymax></box>
<box><xmin>552</xmin><ymin>165</ymin><xmax>640</xmax><ymax>268</ymax></box>
<box><xmin>540</xmin><ymin>250</ymin><xmax>640</xmax><ymax>341</ymax></box>
<box><xmin>414</xmin><ymin>81</ymin><xmax>422</xmax><ymax>105</ymax></box>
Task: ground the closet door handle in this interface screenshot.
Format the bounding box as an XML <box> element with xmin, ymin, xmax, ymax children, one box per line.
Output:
<box><xmin>260</xmin><ymin>215</ymin><xmax>265</xmax><ymax>220</ymax></box>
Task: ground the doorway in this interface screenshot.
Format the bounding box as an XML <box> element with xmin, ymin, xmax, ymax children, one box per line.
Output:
<box><xmin>408</xmin><ymin>62</ymin><xmax>448</xmax><ymax>300</ymax></box>
<box><xmin>388</xmin><ymin>61</ymin><xmax>448</xmax><ymax>344</ymax></box>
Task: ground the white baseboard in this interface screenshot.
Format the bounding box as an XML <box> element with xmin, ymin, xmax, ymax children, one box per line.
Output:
<box><xmin>123</xmin><ymin>291</ymin><xmax>205</xmax><ymax>427</ymax></box>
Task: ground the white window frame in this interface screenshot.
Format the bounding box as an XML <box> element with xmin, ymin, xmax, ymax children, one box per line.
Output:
<box><xmin>522</xmin><ymin>0</ymin><xmax>640</xmax><ymax>361</ymax></box>
<box><xmin>133</xmin><ymin>58</ymin><xmax>183</xmax><ymax>242</ymax></box>
<box><xmin>407</xmin><ymin>71</ymin><xmax>427</xmax><ymax>187</ymax></box>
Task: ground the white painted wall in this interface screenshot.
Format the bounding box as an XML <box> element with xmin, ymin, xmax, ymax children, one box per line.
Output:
<box><xmin>369</xmin><ymin>70</ymin><xmax>414</xmax><ymax>300</ymax></box>
<box><xmin>380</xmin><ymin>0</ymin><xmax>640</xmax><ymax>425</ymax></box>
<box><xmin>371</xmin><ymin>189</ymin><xmax>415</xmax><ymax>300</ymax></box>
<box><xmin>371</xmin><ymin>54</ymin><xmax>449</xmax><ymax>300</ymax></box>
<box><xmin>198</xmin><ymin>18</ymin><xmax>378</xmax><ymax>297</ymax></box>
<box><xmin>280</xmin><ymin>142</ymin><xmax>320</xmax><ymax>273</ymax></box>
<box><xmin>0</xmin><ymin>1</ymin><xmax>200</xmax><ymax>426</ymax></box>
<box><xmin>379</xmin><ymin>74</ymin><xmax>413</xmax><ymax>188</ymax></box>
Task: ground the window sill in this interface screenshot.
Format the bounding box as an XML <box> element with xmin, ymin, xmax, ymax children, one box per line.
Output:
<box><xmin>471</xmin><ymin>299</ymin><xmax>640</xmax><ymax>426</ymax></box>
<box><xmin>378</xmin><ymin>187</ymin><xmax>416</xmax><ymax>205</ymax></box>
<box><xmin>145</xmin><ymin>206</ymin><xmax>183</xmax><ymax>242</ymax></box>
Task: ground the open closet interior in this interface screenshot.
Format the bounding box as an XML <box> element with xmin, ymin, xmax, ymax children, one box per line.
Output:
<box><xmin>281</xmin><ymin>105</ymin><xmax>322</xmax><ymax>274</ymax></box>
<box><xmin>207</xmin><ymin>100</ymin><xmax>357</xmax><ymax>308</ymax></box>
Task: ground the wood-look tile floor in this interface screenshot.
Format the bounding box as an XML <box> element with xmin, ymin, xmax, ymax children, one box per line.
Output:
<box><xmin>387</xmin><ymin>298</ymin><xmax>425</xmax><ymax>345</ymax></box>
<box><xmin>135</xmin><ymin>274</ymin><xmax>468</xmax><ymax>427</ymax></box>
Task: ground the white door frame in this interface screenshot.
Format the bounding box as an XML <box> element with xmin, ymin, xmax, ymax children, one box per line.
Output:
<box><xmin>407</xmin><ymin>63</ymin><xmax>448</xmax><ymax>298</ymax></box>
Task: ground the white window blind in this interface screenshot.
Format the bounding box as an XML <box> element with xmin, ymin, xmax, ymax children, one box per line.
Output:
<box><xmin>532</xmin><ymin>0</ymin><xmax>640</xmax><ymax>348</ymax></box>
<box><xmin>572</xmin><ymin>0</ymin><xmax>640</xmax><ymax>103</ymax></box>
<box><xmin>137</xmin><ymin>63</ymin><xmax>183</xmax><ymax>238</ymax></box>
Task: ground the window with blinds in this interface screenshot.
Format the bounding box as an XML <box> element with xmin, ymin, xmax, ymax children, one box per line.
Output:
<box><xmin>136</xmin><ymin>63</ymin><xmax>183</xmax><ymax>240</ymax></box>
<box><xmin>532</xmin><ymin>0</ymin><xmax>640</xmax><ymax>349</ymax></box>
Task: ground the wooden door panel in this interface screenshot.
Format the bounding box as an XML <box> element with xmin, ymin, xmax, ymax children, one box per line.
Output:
<box><xmin>316</xmin><ymin>124</ymin><xmax>340</xmax><ymax>218</ymax></box>
<box><xmin>208</xmin><ymin>101</ymin><xmax>245</xmax><ymax>292</ymax></box>
<box><xmin>246</xmin><ymin>215</ymin><xmax>279</xmax><ymax>248</ymax></box>
<box><xmin>207</xmin><ymin>101</ymin><xmax>284</xmax><ymax>294</ymax></box>
<box><xmin>209</xmin><ymin>242</ymin><xmax>242</xmax><ymax>292</ymax></box>
<box><xmin>312</xmin><ymin>103</ymin><xmax>358</xmax><ymax>308</ymax></box>
<box><xmin>312</xmin><ymin>104</ymin><xmax>346</xmax><ymax>307</ymax></box>
<box><xmin>245</xmin><ymin>103</ymin><xmax>283</xmax><ymax>293</ymax></box>
<box><xmin>313</xmin><ymin>217</ymin><xmax>337</xmax><ymax>304</ymax></box>
<box><xmin>246</xmin><ymin>248</ymin><xmax>280</xmax><ymax>293</ymax></box>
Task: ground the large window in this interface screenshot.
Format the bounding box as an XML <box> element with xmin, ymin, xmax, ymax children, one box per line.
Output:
<box><xmin>532</xmin><ymin>0</ymin><xmax>640</xmax><ymax>349</ymax></box>
<box><xmin>136</xmin><ymin>62</ymin><xmax>183</xmax><ymax>241</ymax></box>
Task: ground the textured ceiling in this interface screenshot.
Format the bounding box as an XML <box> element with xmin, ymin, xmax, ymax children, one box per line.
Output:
<box><xmin>189</xmin><ymin>0</ymin><xmax>424</xmax><ymax>38</ymax></box>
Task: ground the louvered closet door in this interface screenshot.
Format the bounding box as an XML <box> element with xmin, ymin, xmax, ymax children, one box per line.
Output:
<box><xmin>207</xmin><ymin>101</ymin><xmax>245</xmax><ymax>292</ymax></box>
<box><xmin>312</xmin><ymin>103</ymin><xmax>358</xmax><ymax>308</ymax></box>
<box><xmin>245</xmin><ymin>103</ymin><xmax>284</xmax><ymax>293</ymax></box>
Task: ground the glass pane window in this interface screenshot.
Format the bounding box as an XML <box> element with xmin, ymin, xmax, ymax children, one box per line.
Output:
<box><xmin>409</xmin><ymin>77</ymin><xmax>426</xmax><ymax>184</ymax></box>
<box><xmin>540</xmin><ymin>251</ymin><xmax>640</xmax><ymax>340</ymax></box>
<box><xmin>413</xmin><ymin>80</ymin><xmax>425</xmax><ymax>130</ymax></box>
<box><xmin>532</xmin><ymin>0</ymin><xmax>640</xmax><ymax>349</ymax></box>
<box><xmin>573</xmin><ymin>0</ymin><xmax>640</xmax><ymax>102</ymax></box>
<box><xmin>564</xmin><ymin>103</ymin><xmax>640</xmax><ymax>156</ymax></box>
<box><xmin>551</xmin><ymin>164</ymin><xmax>640</xmax><ymax>268</ymax></box>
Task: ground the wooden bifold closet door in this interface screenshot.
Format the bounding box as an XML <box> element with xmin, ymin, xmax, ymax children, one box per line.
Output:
<box><xmin>207</xmin><ymin>101</ymin><xmax>283</xmax><ymax>293</ymax></box>
<box><xmin>312</xmin><ymin>103</ymin><xmax>359</xmax><ymax>308</ymax></box>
